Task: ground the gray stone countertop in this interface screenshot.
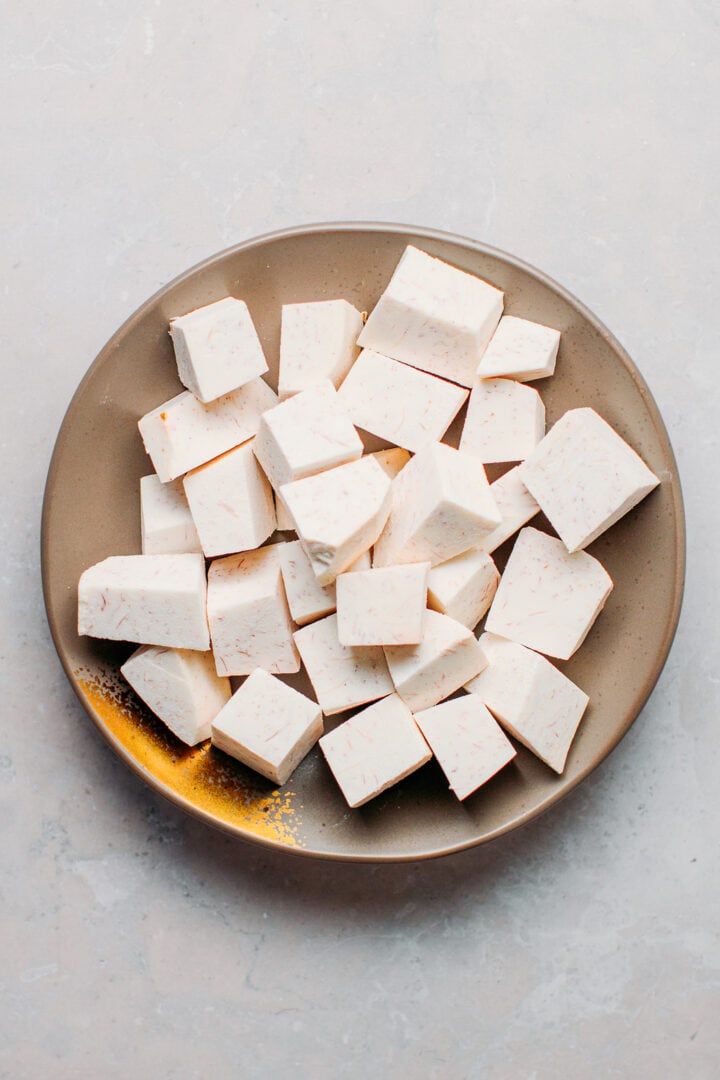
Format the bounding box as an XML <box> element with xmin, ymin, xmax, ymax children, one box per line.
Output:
<box><xmin>2</xmin><ymin>3</ymin><xmax>717</xmax><ymax>1077</ymax></box>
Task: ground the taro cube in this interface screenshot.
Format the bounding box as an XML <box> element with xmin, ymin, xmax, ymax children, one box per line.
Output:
<box><xmin>293</xmin><ymin>613</ymin><xmax>394</xmax><ymax>716</ymax></box>
<box><xmin>383</xmin><ymin>609</ymin><xmax>488</xmax><ymax>712</ymax></box>
<box><xmin>140</xmin><ymin>474</ymin><xmax>201</xmax><ymax>555</ymax></box>
<box><xmin>279</xmin><ymin>299</ymin><xmax>364</xmax><ymax>400</ymax></box>
<box><xmin>373</xmin><ymin>442</ymin><xmax>500</xmax><ymax>569</ymax></box>
<box><xmin>183</xmin><ymin>439</ymin><xmax>275</xmax><ymax>557</ymax></box>
<box><xmin>426</xmin><ymin>549</ymin><xmax>499</xmax><ymax>630</ymax></box>
<box><xmin>319</xmin><ymin>694</ymin><xmax>431</xmax><ymax>808</ymax></box>
<box><xmin>207</xmin><ymin>545</ymin><xmax>300</xmax><ymax>676</ymax></box>
<box><xmin>336</xmin><ymin>562</ymin><xmax>430</xmax><ymax>646</ymax></box>
<box><xmin>337</xmin><ymin>348</ymin><xmax>468</xmax><ymax>452</ymax></box>
<box><xmin>78</xmin><ymin>554</ymin><xmax>209</xmax><ymax>651</ymax></box>
<box><xmin>477</xmin><ymin>315</ymin><xmax>560</xmax><ymax>382</ymax></box>
<box><xmin>414</xmin><ymin>695</ymin><xmax>516</xmax><ymax>800</ymax></box>
<box><xmin>169</xmin><ymin>296</ymin><xmax>268</xmax><ymax>403</ymax></box>
<box><xmin>138</xmin><ymin>378</ymin><xmax>277</xmax><ymax>483</ymax></box>
<box><xmin>466</xmin><ymin>633</ymin><xmax>589</xmax><ymax>773</ymax></box>
<box><xmin>121</xmin><ymin>645</ymin><xmax>231</xmax><ymax>746</ymax></box>
<box><xmin>358</xmin><ymin>245</ymin><xmax>503</xmax><ymax>388</ymax></box>
<box><xmin>518</xmin><ymin>407</ymin><xmax>660</xmax><ymax>552</ymax></box>
<box><xmin>211</xmin><ymin>668</ymin><xmax>323</xmax><ymax>785</ymax></box>
<box><xmin>460</xmin><ymin>378</ymin><xmax>545</xmax><ymax>464</ymax></box>
<box><xmin>475</xmin><ymin>466</ymin><xmax>540</xmax><ymax>555</ymax></box>
<box><xmin>485</xmin><ymin>527</ymin><xmax>613</xmax><ymax>660</ymax></box>
<box><xmin>281</xmin><ymin>456</ymin><xmax>392</xmax><ymax>586</ymax></box>
<box><xmin>253</xmin><ymin>379</ymin><xmax>362</xmax><ymax>492</ymax></box>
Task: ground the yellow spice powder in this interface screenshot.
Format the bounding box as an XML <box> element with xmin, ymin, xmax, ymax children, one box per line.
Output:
<box><xmin>76</xmin><ymin>669</ymin><xmax>303</xmax><ymax>847</ymax></box>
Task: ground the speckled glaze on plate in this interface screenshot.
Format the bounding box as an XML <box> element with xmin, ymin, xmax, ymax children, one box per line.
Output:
<box><xmin>41</xmin><ymin>223</ymin><xmax>685</xmax><ymax>862</ymax></box>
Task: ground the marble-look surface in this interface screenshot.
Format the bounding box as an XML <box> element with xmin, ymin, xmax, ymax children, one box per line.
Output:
<box><xmin>2</xmin><ymin>2</ymin><xmax>718</xmax><ymax>1077</ymax></box>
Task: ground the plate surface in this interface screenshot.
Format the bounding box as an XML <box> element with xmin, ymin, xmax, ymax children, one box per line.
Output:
<box><xmin>41</xmin><ymin>223</ymin><xmax>685</xmax><ymax>861</ymax></box>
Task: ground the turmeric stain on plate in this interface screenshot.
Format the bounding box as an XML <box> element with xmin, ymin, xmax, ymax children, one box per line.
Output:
<box><xmin>76</xmin><ymin>668</ymin><xmax>302</xmax><ymax>847</ymax></box>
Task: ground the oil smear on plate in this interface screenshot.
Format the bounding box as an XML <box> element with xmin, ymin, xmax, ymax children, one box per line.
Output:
<box><xmin>75</xmin><ymin>666</ymin><xmax>304</xmax><ymax>847</ymax></box>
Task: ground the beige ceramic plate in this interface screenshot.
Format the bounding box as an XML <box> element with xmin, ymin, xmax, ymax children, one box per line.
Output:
<box><xmin>41</xmin><ymin>223</ymin><xmax>685</xmax><ymax>861</ymax></box>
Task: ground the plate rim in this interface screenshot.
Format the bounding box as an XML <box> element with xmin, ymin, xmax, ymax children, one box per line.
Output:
<box><xmin>41</xmin><ymin>220</ymin><xmax>687</xmax><ymax>862</ymax></box>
